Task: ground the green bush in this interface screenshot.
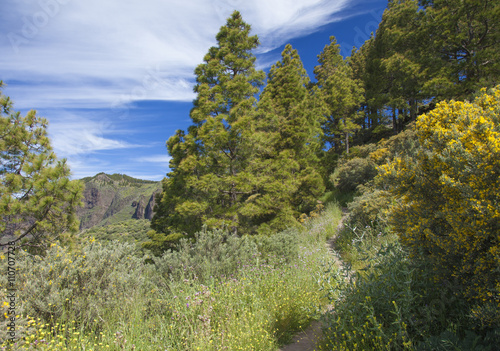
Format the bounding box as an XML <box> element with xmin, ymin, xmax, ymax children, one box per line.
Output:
<box><xmin>320</xmin><ymin>242</ymin><xmax>416</xmax><ymax>350</ymax></box>
<box><xmin>330</xmin><ymin>157</ymin><xmax>378</xmax><ymax>193</ymax></box>
<box><xmin>0</xmin><ymin>239</ymin><xmax>151</xmax><ymax>335</ymax></box>
<box><xmin>320</xmin><ymin>240</ymin><xmax>492</xmax><ymax>350</ymax></box>
<box><xmin>346</xmin><ymin>186</ymin><xmax>393</xmax><ymax>229</ymax></box>
<box><xmin>254</xmin><ymin>228</ymin><xmax>300</xmax><ymax>262</ymax></box>
<box><xmin>152</xmin><ymin>227</ymin><xmax>259</xmax><ymax>282</ymax></box>
<box><xmin>378</xmin><ymin>88</ymin><xmax>500</xmax><ymax>309</ymax></box>
<box><xmin>80</xmin><ymin>219</ymin><xmax>152</xmax><ymax>253</ymax></box>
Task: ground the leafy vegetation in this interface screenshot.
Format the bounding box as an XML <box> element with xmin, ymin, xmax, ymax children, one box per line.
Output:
<box><xmin>2</xmin><ymin>1</ymin><xmax>500</xmax><ymax>349</ymax></box>
<box><xmin>319</xmin><ymin>87</ymin><xmax>500</xmax><ymax>350</ymax></box>
<box><xmin>0</xmin><ymin>82</ymin><xmax>83</xmax><ymax>249</ymax></box>
<box><xmin>1</xmin><ymin>205</ymin><xmax>342</xmax><ymax>350</ymax></box>
<box><xmin>379</xmin><ymin>87</ymin><xmax>500</xmax><ymax>309</ymax></box>
<box><xmin>79</xmin><ymin>219</ymin><xmax>151</xmax><ymax>251</ymax></box>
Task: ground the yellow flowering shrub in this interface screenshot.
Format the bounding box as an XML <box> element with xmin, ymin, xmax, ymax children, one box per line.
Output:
<box><xmin>379</xmin><ymin>86</ymin><xmax>500</xmax><ymax>306</ymax></box>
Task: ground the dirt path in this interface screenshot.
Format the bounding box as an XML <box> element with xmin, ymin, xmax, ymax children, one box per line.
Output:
<box><xmin>279</xmin><ymin>208</ymin><xmax>348</xmax><ymax>351</ymax></box>
<box><xmin>279</xmin><ymin>321</ymin><xmax>323</xmax><ymax>351</ymax></box>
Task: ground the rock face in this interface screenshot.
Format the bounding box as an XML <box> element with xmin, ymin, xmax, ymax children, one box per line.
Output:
<box><xmin>145</xmin><ymin>190</ymin><xmax>159</xmax><ymax>220</ymax></box>
<box><xmin>77</xmin><ymin>173</ymin><xmax>162</xmax><ymax>230</ymax></box>
<box><xmin>132</xmin><ymin>196</ymin><xmax>146</xmax><ymax>219</ymax></box>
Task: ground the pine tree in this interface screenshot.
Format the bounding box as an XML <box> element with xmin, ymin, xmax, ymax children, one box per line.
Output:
<box><xmin>150</xmin><ymin>12</ymin><xmax>265</xmax><ymax>245</ymax></box>
<box><xmin>420</xmin><ymin>0</ymin><xmax>500</xmax><ymax>101</ymax></box>
<box><xmin>0</xmin><ymin>81</ymin><xmax>83</xmax><ymax>248</ymax></box>
<box><xmin>349</xmin><ymin>36</ymin><xmax>393</xmax><ymax>142</ymax></box>
<box><xmin>367</xmin><ymin>0</ymin><xmax>428</xmax><ymax>133</ymax></box>
<box><xmin>314</xmin><ymin>36</ymin><xmax>364</xmax><ymax>166</ymax></box>
<box><xmin>240</xmin><ymin>44</ymin><xmax>325</xmax><ymax>234</ymax></box>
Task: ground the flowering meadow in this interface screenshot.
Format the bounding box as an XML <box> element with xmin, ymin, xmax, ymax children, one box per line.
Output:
<box><xmin>1</xmin><ymin>205</ymin><xmax>342</xmax><ymax>350</ymax></box>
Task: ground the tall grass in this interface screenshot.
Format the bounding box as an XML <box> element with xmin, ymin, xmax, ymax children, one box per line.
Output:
<box><xmin>0</xmin><ymin>204</ymin><xmax>343</xmax><ymax>350</ymax></box>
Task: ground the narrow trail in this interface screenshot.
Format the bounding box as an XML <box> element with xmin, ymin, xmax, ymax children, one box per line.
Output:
<box><xmin>279</xmin><ymin>209</ymin><xmax>348</xmax><ymax>351</ymax></box>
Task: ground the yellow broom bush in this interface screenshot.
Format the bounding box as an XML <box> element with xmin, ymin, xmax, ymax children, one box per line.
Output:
<box><xmin>378</xmin><ymin>86</ymin><xmax>500</xmax><ymax>310</ymax></box>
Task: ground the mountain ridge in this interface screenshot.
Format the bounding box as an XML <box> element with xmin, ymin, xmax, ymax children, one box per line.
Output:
<box><xmin>76</xmin><ymin>173</ymin><xmax>162</xmax><ymax>230</ymax></box>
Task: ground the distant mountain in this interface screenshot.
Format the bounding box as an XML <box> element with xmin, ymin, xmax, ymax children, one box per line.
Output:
<box><xmin>76</xmin><ymin>173</ymin><xmax>162</xmax><ymax>230</ymax></box>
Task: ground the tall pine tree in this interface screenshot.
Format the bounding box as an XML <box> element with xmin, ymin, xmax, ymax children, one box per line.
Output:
<box><xmin>314</xmin><ymin>37</ymin><xmax>364</xmax><ymax>178</ymax></box>
<box><xmin>240</xmin><ymin>44</ymin><xmax>325</xmax><ymax>234</ymax></box>
<box><xmin>150</xmin><ymin>11</ymin><xmax>265</xmax><ymax>247</ymax></box>
<box><xmin>0</xmin><ymin>81</ymin><xmax>83</xmax><ymax>248</ymax></box>
<box><xmin>420</xmin><ymin>0</ymin><xmax>500</xmax><ymax>100</ymax></box>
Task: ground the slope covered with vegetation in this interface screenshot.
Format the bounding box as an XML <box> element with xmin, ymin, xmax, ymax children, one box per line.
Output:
<box><xmin>1</xmin><ymin>0</ymin><xmax>500</xmax><ymax>349</ymax></box>
<box><xmin>1</xmin><ymin>205</ymin><xmax>343</xmax><ymax>350</ymax></box>
<box><xmin>77</xmin><ymin>173</ymin><xmax>161</xmax><ymax>230</ymax></box>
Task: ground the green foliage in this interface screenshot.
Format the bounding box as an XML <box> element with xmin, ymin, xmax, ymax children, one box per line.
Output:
<box><xmin>241</xmin><ymin>44</ymin><xmax>325</xmax><ymax>234</ymax></box>
<box><xmin>0</xmin><ymin>240</ymin><xmax>150</xmax><ymax>332</ymax></box>
<box><xmin>417</xmin><ymin>330</ymin><xmax>498</xmax><ymax>351</ymax></box>
<box><xmin>142</xmin><ymin>228</ymin><xmax>184</xmax><ymax>256</ymax></box>
<box><xmin>81</xmin><ymin>219</ymin><xmax>152</xmax><ymax>252</ymax></box>
<box><xmin>152</xmin><ymin>16</ymin><xmax>326</xmax><ymax>249</ymax></box>
<box><xmin>152</xmin><ymin>11</ymin><xmax>265</xmax><ymax>241</ymax></box>
<box><xmin>419</xmin><ymin>0</ymin><xmax>500</xmax><ymax>101</ymax></box>
<box><xmin>0</xmin><ymin>82</ymin><xmax>83</xmax><ymax>248</ymax></box>
<box><xmin>324</xmin><ymin>87</ymin><xmax>500</xmax><ymax>351</ymax></box>
<box><xmin>320</xmin><ymin>242</ymin><xmax>416</xmax><ymax>350</ymax></box>
<box><xmin>351</xmin><ymin>0</ymin><xmax>500</xmax><ymax>136</ymax></box>
<box><xmin>315</xmin><ymin>36</ymin><xmax>364</xmax><ymax>155</ymax></box>
<box><xmin>345</xmin><ymin>186</ymin><xmax>393</xmax><ymax>228</ymax></box>
<box><xmin>0</xmin><ymin>203</ymin><xmax>343</xmax><ymax>350</ymax></box>
<box><xmin>330</xmin><ymin>157</ymin><xmax>377</xmax><ymax>193</ymax></box>
<box><xmin>152</xmin><ymin>227</ymin><xmax>259</xmax><ymax>282</ymax></box>
<box><xmin>328</xmin><ymin>126</ymin><xmax>418</xmax><ymax>217</ymax></box>
<box><xmin>254</xmin><ymin>229</ymin><xmax>300</xmax><ymax>262</ymax></box>
<box><xmin>322</xmin><ymin>219</ymin><xmax>500</xmax><ymax>350</ymax></box>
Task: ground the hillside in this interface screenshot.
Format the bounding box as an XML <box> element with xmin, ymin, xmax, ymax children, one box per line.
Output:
<box><xmin>76</xmin><ymin>173</ymin><xmax>162</xmax><ymax>230</ymax></box>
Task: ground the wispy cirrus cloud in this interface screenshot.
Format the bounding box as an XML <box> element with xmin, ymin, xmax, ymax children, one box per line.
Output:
<box><xmin>48</xmin><ymin>113</ymin><xmax>137</xmax><ymax>158</ymax></box>
<box><xmin>137</xmin><ymin>155</ymin><xmax>172</xmax><ymax>165</ymax></box>
<box><xmin>1</xmin><ymin>0</ymin><xmax>352</xmax><ymax>109</ymax></box>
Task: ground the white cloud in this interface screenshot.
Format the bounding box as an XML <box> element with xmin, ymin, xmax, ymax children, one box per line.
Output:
<box><xmin>137</xmin><ymin>155</ymin><xmax>172</xmax><ymax>164</ymax></box>
<box><xmin>125</xmin><ymin>173</ymin><xmax>165</xmax><ymax>182</ymax></box>
<box><xmin>1</xmin><ymin>0</ymin><xmax>351</xmax><ymax>109</ymax></box>
<box><xmin>48</xmin><ymin>113</ymin><xmax>136</xmax><ymax>157</ymax></box>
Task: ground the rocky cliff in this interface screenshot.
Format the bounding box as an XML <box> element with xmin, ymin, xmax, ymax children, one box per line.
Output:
<box><xmin>77</xmin><ymin>173</ymin><xmax>162</xmax><ymax>230</ymax></box>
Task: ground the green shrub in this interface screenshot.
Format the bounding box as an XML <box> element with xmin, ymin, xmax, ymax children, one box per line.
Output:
<box><xmin>347</xmin><ymin>143</ymin><xmax>379</xmax><ymax>159</ymax></box>
<box><xmin>320</xmin><ymin>242</ymin><xmax>417</xmax><ymax>350</ymax></box>
<box><xmin>322</xmin><ymin>226</ymin><xmax>500</xmax><ymax>351</ymax></box>
<box><xmin>80</xmin><ymin>219</ymin><xmax>152</xmax><ymax>253</ymax></box>
<box><xmin>254</xmin><ymin>228</ymin><xmax>300</xmax><ymax>262</ymax></box>
<box><xmin>378</xmin><ymin>87</ymin><xmax>500</xmax><ymax>309</ymax></box>
<box><xmin>346</xmin><ymin>186</ymin><xmax>393</xmax><ymax>229</ymax></box>
<box><xmin>417</xmin><ymin>329</ymin><xmax>499</xmax><ymax>351</ymax></box>
<box><xmin>152</xmin><ymin>226</ymin><xmax>259</xmax><ymax>282</ymax></box>
<box><xmin>330</xmin><ymin>157</ymin><xmax>378</xmax><ymax>193</ymax></box>
<box><xmin>0</xmin><ymin>239</ymin><xmax>151</xmax><ymax>336</ymax></box>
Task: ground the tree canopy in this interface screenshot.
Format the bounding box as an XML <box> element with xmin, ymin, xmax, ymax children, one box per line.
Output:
<box><xmin>0</xmin><ymin>81</ymin><xmax>83</xmax><ymax>248</ymax></box>
<box><xmin>150</xmin><ymin>0</ymin><xmax>500</xmax><ymax>253</ymax></box>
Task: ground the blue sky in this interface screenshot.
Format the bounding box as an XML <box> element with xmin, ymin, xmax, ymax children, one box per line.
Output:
<box><xmin>1</xmin><ymin>0</ymin><xmax>387</xmax><ymax>180</ymax></box>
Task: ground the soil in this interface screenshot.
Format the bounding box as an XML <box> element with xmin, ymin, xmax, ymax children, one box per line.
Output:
<box><xmin>280</xmin><ymin>321</ymin><xmax>323</xmax><ymax>351</ymax></box>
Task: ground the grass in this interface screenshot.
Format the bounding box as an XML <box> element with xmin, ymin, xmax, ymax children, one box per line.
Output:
<box><xmin>0</xmin><ymin>204</ymin><xmax>343</xmax><ymax>350</ymax></box>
